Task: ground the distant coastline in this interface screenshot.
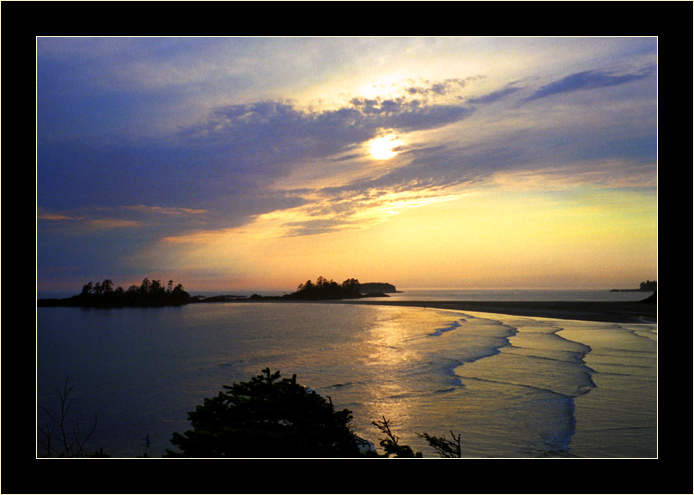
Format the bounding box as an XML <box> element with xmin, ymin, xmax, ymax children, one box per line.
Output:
<box><xmin>610</xmin><ymin>280</ymin><xmax>657</xmax><ymax>292</ymax></box>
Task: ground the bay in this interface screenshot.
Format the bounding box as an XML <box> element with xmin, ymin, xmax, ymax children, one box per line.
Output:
<box><xmin>36</xmin><ymin>290</ymin><xmax>657</xmax><ymax>458</ymax></box>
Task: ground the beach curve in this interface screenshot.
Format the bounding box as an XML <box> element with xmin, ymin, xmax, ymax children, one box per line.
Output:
<box><xmin>329</xmin><ymin>299</ymin><xmax>656</xmax><ymax>324</ymax></box>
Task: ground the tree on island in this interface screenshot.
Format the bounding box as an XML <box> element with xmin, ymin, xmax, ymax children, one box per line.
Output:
<box><xmin>285</xmin><ymin>276</ymin><xmax>363</xmax><ymax>300</ymax></box>
<box><xmin>639</xmin><ymin>280</ymin><xmax>657</xmax><ymax>291</ymax></box>
<box><xmin>74</xmin><ymin>277</ymin><xmax>191</xmax><ymax>306</ymax></box>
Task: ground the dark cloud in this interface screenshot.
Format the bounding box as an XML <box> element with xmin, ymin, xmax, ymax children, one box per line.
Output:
<box><xmin>37</xmin><ymin>87</ymin><xmax>477</xmax><ymax>234</ymax></box>
<box><xmin>522</xmin><ymin>65</ymin><xmax>655</xmax><ymax>104</ymax></box>
<box><xmin>466</xmin><ymin>86</ymin><xmax>521</xmax><ymax>105</ymax></box>
<box><xmin>190</xmin><ymin>95</ymin><xmax>474</xmax><ymax>155</ymax></box>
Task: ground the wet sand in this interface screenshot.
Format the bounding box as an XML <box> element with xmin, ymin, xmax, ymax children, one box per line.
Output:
<box><xmin>334</xmin><ymin>299</ymin><xmax>657</xmax><ymax>324</ymax></box>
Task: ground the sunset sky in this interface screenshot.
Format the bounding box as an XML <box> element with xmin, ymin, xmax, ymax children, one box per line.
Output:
<box><xmin>36</xmin><ymin>37</ymin><xmax>657</xmax><ymax>294</ymax></box>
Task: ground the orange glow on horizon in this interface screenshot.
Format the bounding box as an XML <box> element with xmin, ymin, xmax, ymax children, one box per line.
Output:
<box><xmin>138</xmin><ymin>182</ymin><xmax>656</xmax><ymax>293</ymax></box>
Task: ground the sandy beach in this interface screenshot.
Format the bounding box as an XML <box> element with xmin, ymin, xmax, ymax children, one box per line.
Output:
<box><xmin>335</xmin><ymin>299</ymin><xmax>657</xmax><ymax>324</ymax></box>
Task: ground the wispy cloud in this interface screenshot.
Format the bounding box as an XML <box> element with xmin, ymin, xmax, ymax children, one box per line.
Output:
<box><xmin>37</xmin><ymin>211</ymin><xmax>81</xmax><ymax>222</ymax></box>
<box><xmin>521</xmin><ymin>65</ymin><xmax>655</xmax><ymax>104</ymax></box>
<box><xmin>37</xmin><ymin>205</ymin><xmax>208</xmax><ymax>233</ymax></box>
<box><xmin>233</xmin><ymin>186</ymin><xmax>467</xmax><ymax>238</ymax></box>
<box><xmin>123</xmin><ymin>205</ymin><xmax>208</xmax><ymax>216</ymax></box>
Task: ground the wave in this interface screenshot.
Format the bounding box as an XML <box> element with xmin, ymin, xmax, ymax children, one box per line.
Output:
<box><xmin>429</xmin><ymin>319</ymin><xmax>462</xmax><ymax>336</ymax></box>
<box><xmin>324</xmin><ymin>380</ymin><xmax>366</xmax><ymax>389</ymax></box>
<box><xmin>434</xmin><ymin>386</ymin><xmax>457</xmax><ymax>394</ymax></box>
<box><xmin>536</xmin><ymin>395</ymin><xmax>576</xmax><ymax>455</ymax></box>
<box><xmin>459</xmin><ymin>374</ymin><xmax>579</xmax><ymax>455</ymax></box>
<box><xmin>434</xmin><ymin>313</ymin><xmax>602</xmax><ymax>456</ymax></box>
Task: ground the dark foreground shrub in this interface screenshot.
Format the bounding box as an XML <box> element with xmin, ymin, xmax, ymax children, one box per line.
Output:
<box><xmin>166</xmin><ymin>369</ymin><xmax>362</xmax><ymax>457</ymax></box>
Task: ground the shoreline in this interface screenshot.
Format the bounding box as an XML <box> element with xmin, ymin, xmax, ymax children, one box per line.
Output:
<box><xmin>37</xmin><ymin>295</ymin><xmax>657</xmax><ymax>324</ymax></box>
<box><xmin>329</xmin><ymin>299</ymin><xmax>657</xmax><ymax>324</ymax></box>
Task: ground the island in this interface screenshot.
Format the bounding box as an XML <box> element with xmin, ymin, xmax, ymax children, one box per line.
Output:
<box><xmin>610</xmin><ymin>280</ymin><xmax>657</xmax><ymax>292</ymax></box>
<box><xmin>37</xmin><ymin>278</ymin><xmax>193</xmax><ymax>307</ymax></box>
<box><xmin>246</xmin><ymin>277</ymin><xmax>391</xmax><ymax>301</ymax></box>
<box><xmin>37</xmin><ymin>276</ymin><xmax>392</xmax><ymax>307</ymax></box>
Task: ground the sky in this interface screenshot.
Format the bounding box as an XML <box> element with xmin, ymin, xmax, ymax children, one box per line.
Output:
<box><xmin>36</xmin><ymin>36</ymin><xmax>658</xmax><ymax>294</ymax></box>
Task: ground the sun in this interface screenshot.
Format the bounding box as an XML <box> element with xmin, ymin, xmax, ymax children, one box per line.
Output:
<box><xmin>368</xmin><ymin>134</ymin><xmax>403</xmax><ymax>160</ymax></box>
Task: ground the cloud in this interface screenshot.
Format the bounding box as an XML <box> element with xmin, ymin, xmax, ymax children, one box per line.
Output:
<box><xmin>38</xmin><ymin>61</ymin><xmax>655</xmax><ymax>247</ymax></box>
<box><xmin>264</xmin><ymin>96</ymin><xmax>657</xmax><ymax>238</ymax></box>
<box><xmin>250</xmin><ymin>185</ymin><xmax>467</xmax><ymax>238</ymax></box>
<box><xmin>38</xmin><ymin>83</ymin><xmax>479</xmax><ymax>247</ymax></box>
<box><xmin>193</xmin><ymin>94</ymin><xmax>475</xmax><ymax>153</ymax></box>
<box><xmin>466</xmin><ymin>86</ymin><xmax>521</xmax><ymax>105</ymax></box>
<box><xmin>521</xmin><ymin>65</ymin><xmax>655</xmax><ymax>104</ymax></box>
<box><xmin>123</xmin><ymin>205</ymin><xmax>208</xmax><ymax>216</ymax></box>
<box><xmin>86</xmin><ymin>218</ymin><xmax>144</xmax><ymax>230</ymax></box>
<box><xmin>37</xmin><ymin>205</ymin><xmax>210</xmax><ymax>235</ymax></box>
<box><xmin>37</xmin><ymin>211</ymin><xmax>80</xmax><ymax>222</ymax></box>
<box><xmin>405</xmin><ymin>77</ymin><xmax>479</xmax><ymax>97</ymax></box>
<box><xmin>38</xmin><ymin>57</ymin><xmax>491</xmax><ymax>237</ymax></box>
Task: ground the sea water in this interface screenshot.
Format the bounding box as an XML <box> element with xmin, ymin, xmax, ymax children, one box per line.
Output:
<box><xmin>36</xmin><ymin>294</ymin><xmax>657</xmax><ymax>458</ymax></box>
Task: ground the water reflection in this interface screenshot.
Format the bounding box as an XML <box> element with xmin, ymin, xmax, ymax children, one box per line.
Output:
<box><xmin>351</xmin><ymin>306</ymin><xmax>451</xmax><ymax>453</ymax></box>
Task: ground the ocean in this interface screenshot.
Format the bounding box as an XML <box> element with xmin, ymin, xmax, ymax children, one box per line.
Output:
<box><xmin>36</xmin><ymin>289</ymin><xmax>657</xmax><ymax>458</ymax></box>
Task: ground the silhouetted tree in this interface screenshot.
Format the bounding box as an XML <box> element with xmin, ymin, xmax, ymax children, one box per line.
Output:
<box><xmin>166</xmin><ymin>369</ymin><xmax>362</xmax><ymax>458</ymax></box>
<box><xmin>80</xmin><ymin>282</ymin><xmax>93</xmax><ymax>298</ymax></box>
<box><xmin>171</xmin><ymin>283</ymin><xmax>191</xmax><ymax>304</ymax></box>
<box><xmin>288</xmin><ymin>276</ymin><xmax>364</xmax><ymax>300</ymax></box>
<box><xmin>113</xmin><ymin>286</ymin><xmax>125</xmax><ymax>303</ymax></box>
<box><xmin>125</xmin><ymin>285</ymin><xmax>139</xmax><ymax>303</ymax></box>
<box><xmin>417</xmin><ymin>430</ymin><xmax>462</xmax><ymax>458</ymax></box>
<box><xmin>70</xmin><ymin>278</ymin><xmax>190</xmax><ymax>307</ymax></box>
<box><xmin>101</xmin><ymin>279</ymin><xmax>114</xmax><ymax>294</ymax></box>
<box><xmin>342</xmin><ymin>278</ymin><xmax>361</xmax><ymax>292</ymax></box>
<box><xmin>37</xmin><ymin>376</ymin><xmax>98</xmax><ymax>458</ymax></box>
<box><xmin>640</xmin><ymin>280</ymin><xmax>657</xmax><ymax>291</ymax></box>
<box><xmin>371</xmin><ymin>416</ymin><xmax>422</xmax><ymax>457</ymax></box>
<box><xmin>140</xmin><ymin>277</ymin><xmax>151</xmax><ymax>296</ymax></box>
